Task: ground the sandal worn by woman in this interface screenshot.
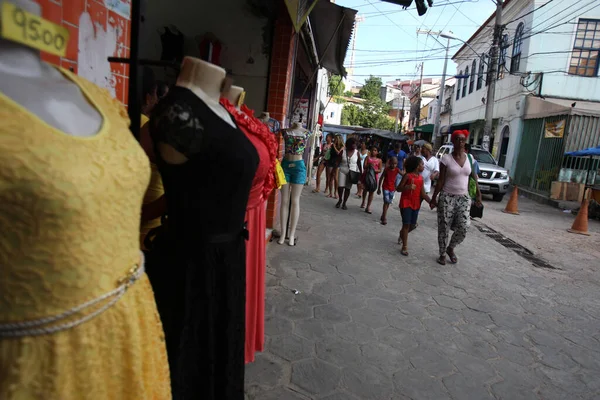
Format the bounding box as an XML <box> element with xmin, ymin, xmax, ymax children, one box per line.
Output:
<box><xmin>401</xmin><ymin>248</ymin><xmax>409</xmax><ymax>256</ymax></box>
<box><xmin>447</xmin><ymin>248</ymin><xmax>458</xmax><ymax>264</ymax></box>
<box><xmin>437</xmin><ymin>256</ymin><xmax>447</xmax><ymax>266</ymax></box>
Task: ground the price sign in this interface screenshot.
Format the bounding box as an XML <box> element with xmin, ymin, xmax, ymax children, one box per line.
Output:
<box><xmin>0</xmin><ymin>2</ymin><xmax>69</xmax><ymax>57</ymax></box>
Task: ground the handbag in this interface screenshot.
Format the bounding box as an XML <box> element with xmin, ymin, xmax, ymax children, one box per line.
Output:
<box><xmin>274</xmin><ymin>159</ymin><xmax>287</xmax><ymax>189</ymax></box>
<box><xmin>364</xmin><ymin>166</ymin><xmax>378</xmax><ymax>192</ymax></box>
<box><xmin>470</xmin><ymin>202</ymin><xmax>484</xmax><ymax>219</ymax></box>
<box><xmin>347</xmin><ymin>153</ymin><xmax>360</xmax><ymax>184</ymax></box>
<box><xmin>466</xmin><ymin>154</ymin><xmax>477</xmax><ymax>199</ymax></box>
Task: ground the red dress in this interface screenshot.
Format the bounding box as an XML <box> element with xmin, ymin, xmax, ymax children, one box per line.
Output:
<box><xmin>220</xmin><ymin>99</ymin><xmax>277</xmax><ymax>364</ymax></box>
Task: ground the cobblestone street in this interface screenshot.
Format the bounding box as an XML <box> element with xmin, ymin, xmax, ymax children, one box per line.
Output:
<box><xmin>245</xmin><ymin>188</ymin><xmax>600</xmax><ymax>400</ymax></box>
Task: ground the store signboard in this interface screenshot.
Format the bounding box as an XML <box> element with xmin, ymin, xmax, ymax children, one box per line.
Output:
<box><xmin>545</xmin><ymin>119</ymin><xmax>566</xmax><ymax>138</ymax></box>
<box><xmin>285</xmin><ymin>0</ymin><xmax>319</xmax><ymax>32</ymax></box>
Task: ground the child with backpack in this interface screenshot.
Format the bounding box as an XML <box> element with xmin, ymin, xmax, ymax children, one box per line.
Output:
<box><xmin>397</xmin><ymin>156</ymin><xmax>431</xmax><ymax>256</ymax></box>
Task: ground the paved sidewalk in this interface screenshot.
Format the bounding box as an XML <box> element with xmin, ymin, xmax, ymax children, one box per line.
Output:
<box><xmin>245</xmin><ymin>188</ymin><xmax>600</xmax><ymax>400</ymax></box>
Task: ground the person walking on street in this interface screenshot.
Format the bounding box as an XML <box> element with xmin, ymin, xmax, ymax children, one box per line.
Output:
<box><xmin>465</xmin><ymin>143</ymin><xmax>481</xmax><ymax>175</ymax></box>
<box><xmin>360</xmin><ymin>146</ymin><xmax>382</xmax><ymax>213</ymax></box>
<box><xmin>327</xmin><ymin>135</ymin><xmax>344</xmax><ymax>199</ymax></box>
<box><xmin>412</xmin><ymin>144</ymin><xmax>422</xmax><ymax>157</ymax></box>
<box><xmin>336</xmin><ymin>138</ymin><xmax>362</xmax><ymax>210</ymax></box>
<box><xmin>313</xmin><ymin>133</ymin><xmax>333</xmax><ymax>194</ymax></box>
<box><xmin>430</xmin><ymin>130</ymin><xmax>482</xmax><ymax>265</ymax></box>
<box><xmin>377</xmin><ymin>156</ymin><xmax>401</xmax><ymax>225</ymax></box>
<box><xmin>420</xmin><ymin>143</ymin><xmax>440</xmax><ymax>196</ymax></box>
<box><xmin>387</xmin><ymin>142</ymin><xmax>407</xmax><ymax>174</ymax></box>
<box><xmin>397</xmin><ymin>156</ymin><xmax>431</xmax><ymax>256</ymax></box>
<box><xmin>356</xmin><ymin>142</ymin><xmax>369</xmax><ymax>198</ymax></box>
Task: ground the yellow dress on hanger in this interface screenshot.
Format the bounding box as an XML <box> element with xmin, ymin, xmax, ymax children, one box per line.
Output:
<box><xmin>0</xmin><ymin>67</ymin><xmax>171</xmax><ymax>399</ymax></box>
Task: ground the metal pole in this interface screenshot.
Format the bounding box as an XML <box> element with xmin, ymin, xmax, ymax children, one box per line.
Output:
<box><xmin>394</xmin><ymin>93</ymin><xmax>401</xmax><ymax>133</ymax></box>
<box><xmin>401</xmin><ymin>97</ymin><xmax>406</xmax><ymax>132</ymax></box>
<box><xmin>127</xmin><ymin>0</ymin><xmax>141</xmax><ymax>139</ymax></box>
<box><xmin>483</xmin><ymin>0</ymin><xmax>504</xmax><ymax>151</ymax></box>
<box><xmin>433</xmin><ymin>37</ymin><xmax>450</xmax><ymax>143</ymax></box>
<box><xmin>416</xmin><ymin>62</ymin><xmax>424</xmax><ymax>127</ymax></box>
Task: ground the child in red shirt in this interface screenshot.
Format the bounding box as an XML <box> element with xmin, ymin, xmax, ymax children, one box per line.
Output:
<box><xmin>377</xmin><ymin>156</ymin><xmax>401</xmax><ymax>225</ymax></box>
<box><xmin>398</xmin><ymin>156</ymin><xmax>431</xmax><ymax>256</ymax></box>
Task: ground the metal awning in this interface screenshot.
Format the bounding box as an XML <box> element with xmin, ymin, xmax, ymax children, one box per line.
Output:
<box><xmin>309</xmin><ymin>1</ymin><xmax>357</xmax><ymax>76</ymax></box>
<box><xmin>524</xmin><ymin>96</ymin><xmax>600</xmax><ymax>119</ymax></box>
<box><xmin>415</xmin><ymin>124</ymin><xmax>434</xmax><ymax>133</ymax></box>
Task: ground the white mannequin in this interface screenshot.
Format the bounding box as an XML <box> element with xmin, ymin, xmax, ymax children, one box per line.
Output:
<box><xmin>0</xmin><ymin>0</ymin><xmax>102</xmax><ymax>137</ymax></box>
<box><xmin>224</xmin><ymin>85</ymin><xmax>244</xmax><ymax>107</ymax></box>
<box><xmin>159</xmin><ymin>57</ymin><xmax>234</xmax><ymax>164</ymax></box>
<box><xmin>278</xmin><ymin>122</ymin><xmax>310</xmax><ymax>246</ymax></box>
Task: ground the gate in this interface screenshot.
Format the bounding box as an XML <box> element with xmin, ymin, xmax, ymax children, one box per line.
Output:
<box><xmin>513</xmin><ymin>116</ymin><xmax>567</xmax><ymax>194</ymax></box>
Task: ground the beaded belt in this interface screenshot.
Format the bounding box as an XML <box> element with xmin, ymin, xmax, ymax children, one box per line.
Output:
<box><xmin>0</xmin><ymin>252</ymin><xmax>146</xmax><ymax>338</ymax></box>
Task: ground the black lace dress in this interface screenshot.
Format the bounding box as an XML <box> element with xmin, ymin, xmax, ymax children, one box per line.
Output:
<box><xmin>147</xmin><ymin>86</ymin><xmax>258</xmax><ymax>400</ymax></box>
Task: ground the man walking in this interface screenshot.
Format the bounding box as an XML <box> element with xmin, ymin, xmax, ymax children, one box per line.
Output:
<box><xmin>420</xmin><ymin>143</ymin><xmax>439</xmax><ymax>195</ymax></box>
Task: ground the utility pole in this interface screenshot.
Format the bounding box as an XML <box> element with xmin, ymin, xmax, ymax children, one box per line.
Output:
<box><xmin>483</xmin><ymin>0</ymin><xmax>504</xmax><ymax>151</ymax></box>
<box><xmin>401</xmin><ymin>96</ymin><xmax>406</xmax><ymax>132</ymax></box>
<box><xmin>394</xmin><ymin>93</ymin><xmax>401</xmax><ymax>133</ymax></box>
<box><xmin>417</xmin><ymin>29</ymin><xmax>449</xmax><ymax>144</ymax></box>
<box><xmin>416</xmin><ymin>62</ymin><xmax>424</xmax><ymax>127</ymax></box>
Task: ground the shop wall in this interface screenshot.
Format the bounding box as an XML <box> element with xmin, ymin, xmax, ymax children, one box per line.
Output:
<box><xmin>38</xmin><ymin>0</ymin><xmax>132</xmax><ymax>106</ymax></box>
<box><xmin>139</xmin><ymin>0</ymin><xmax>271</xmax><ymax>112</ymax></box>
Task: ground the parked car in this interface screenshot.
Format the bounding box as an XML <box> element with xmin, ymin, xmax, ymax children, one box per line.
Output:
<box><xmin>435</xmin><ymin>144</ymin><xmax>510</xmax><ymax>201</ymax></box>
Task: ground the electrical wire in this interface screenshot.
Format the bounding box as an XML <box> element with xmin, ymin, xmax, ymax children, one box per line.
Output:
<box><xmin>504</xmin><ymin>0</ymin><xmax>555</xmax><ymax>26</ymax></box>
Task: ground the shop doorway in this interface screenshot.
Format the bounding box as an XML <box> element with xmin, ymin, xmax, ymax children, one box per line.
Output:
<box><xmin>498</xmin><ymin>126</ymin><xmax>510</xmax><ymax>167</ymax></box>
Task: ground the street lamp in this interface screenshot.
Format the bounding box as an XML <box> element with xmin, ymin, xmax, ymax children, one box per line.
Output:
<box><xmin>419</xmin><ymin>30</ymin><xmax>488</xmax><ymax>146</ymax></box>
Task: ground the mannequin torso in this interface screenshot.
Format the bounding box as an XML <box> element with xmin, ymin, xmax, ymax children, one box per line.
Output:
<box><xmin>0</xmin><ymin>0</ymin><xmax>102</xmax><ymax>137</ymax></box>
<box><xmin>158</xmin><ymin>57</ymin><xmax>235</xmax><ymax>165</ymax></box>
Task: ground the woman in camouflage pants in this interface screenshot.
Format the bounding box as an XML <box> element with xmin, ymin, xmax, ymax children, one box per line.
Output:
<box><xmin>430</xmin><ymin>130</ymin><xmax>482</xmax><ymax>265</ymax></box>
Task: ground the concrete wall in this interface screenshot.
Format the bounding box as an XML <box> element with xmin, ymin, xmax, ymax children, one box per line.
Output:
<box><xmin>323</xmin><ymin>102</ymin><xmax>343</xmax><ymax>125</ymax></box>
<box><xmin>527</xmin><ymin>0</ymin><xmax>600</xmax><ymax>101</ymax></box>
<box><xmin>451</xmin><ymin>0</ymin><xmax>534</xmax><ymax>174</ymax></box>
<box><xmin>139</xmin><ymin>0</ymin><xmax>271</xmax><ymax>112</ymax></box>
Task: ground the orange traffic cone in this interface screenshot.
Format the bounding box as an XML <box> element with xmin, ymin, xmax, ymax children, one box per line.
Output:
<box><xmin>502</xmin><ymin>186</ymin><xmax>520</xmax><ymax>215</ymax></box>
<box><xmin>568</xmin><ymin>189</ymin><xmax>591</xmax><ymax>236</ymax></box>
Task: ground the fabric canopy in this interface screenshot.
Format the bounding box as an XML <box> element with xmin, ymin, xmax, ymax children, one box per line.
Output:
<box><xmin>323</xmin><ymin>124</ymin><xmax>409</xmax><ymax>141</ymax></box>
<box><xmin>565</xmin><ymin>145</ymin><xmax>600</xmax><ymax>157</ymax></box>
<box><xmin>415</xmin><ymin>124</ymin><xmax>434</xmax><ymax>133</ymax></box>
<box><xmin>309</xmin><ymin>1</ymin><xmax>357</xmax><ymax>76</ymax></box>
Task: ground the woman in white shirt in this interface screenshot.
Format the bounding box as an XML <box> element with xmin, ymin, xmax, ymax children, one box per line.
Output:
<box><xmin>336</xmin><ymin>138</ymin><xmax>362</xmax><ymax>210</ymax></box>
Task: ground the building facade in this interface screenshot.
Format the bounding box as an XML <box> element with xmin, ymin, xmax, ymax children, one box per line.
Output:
<box><xmin>450</xmin><ymin>0</ymin><xmax>600</xmax><ymax>179</ymax></box>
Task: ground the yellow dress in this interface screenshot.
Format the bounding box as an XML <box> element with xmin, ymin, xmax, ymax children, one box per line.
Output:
<box><xmin>0</xmin><ymin>67</ymin><xmax>171</xmax><ymax>399</ymax></box>
<box><xmin>139</xmin><ymin>113</ymin><xmax>165</xmax><ymax>250</ymax></box>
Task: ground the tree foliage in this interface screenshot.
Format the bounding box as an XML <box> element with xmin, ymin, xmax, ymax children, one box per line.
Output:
<box><xmin>340</xmin><ymin>76</ymin><xmax>394</xmax><ymax>130</ymax></box>
<box><xmin>328</xmin><ymin>74</ymin><xmax>344</xmax><ymax>97</ymax></box>
<box><xmin>358</xmin><ymin>76</ymin><xmax>383</xmax><ymax>100</ymax></box>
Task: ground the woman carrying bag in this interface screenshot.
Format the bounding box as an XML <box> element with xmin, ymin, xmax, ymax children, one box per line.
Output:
<box><xmin>336</xmin><ymin>138</ymin><xmax>362</xmax><ymax>210</ymax></box>
<box><xmin>430</xmin><ymin>130</ymin><xmax>482</xmax><ymax>265</ymax></box>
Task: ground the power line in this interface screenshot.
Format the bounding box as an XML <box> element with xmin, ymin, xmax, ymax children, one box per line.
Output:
<box><xmin>362</xmin><ymin>0</ymin><xmax>438</xmax><ymax>51</ymax></box>
<box><xmin>505</xmin><ymin>0</ymin><xmax>555</xmax><ymax>25</ymax></box>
